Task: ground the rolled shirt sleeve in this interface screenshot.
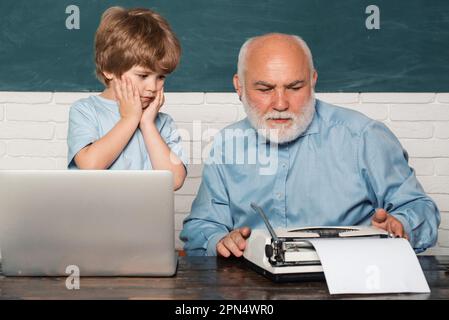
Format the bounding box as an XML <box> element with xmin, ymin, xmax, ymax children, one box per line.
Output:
<box><xmin>358</xmin><ymin>120</ymin><xmax>440</xmax><ymax>252</ymax></box>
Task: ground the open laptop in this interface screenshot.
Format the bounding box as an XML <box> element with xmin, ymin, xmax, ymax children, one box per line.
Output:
<box><xmin>0</xmin><ymin>170</ymin><xmax>177</xmax><ymax>277</ymax></box>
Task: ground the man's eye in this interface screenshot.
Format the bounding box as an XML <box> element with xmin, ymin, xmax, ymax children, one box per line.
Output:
<box><xmin>290</xmin><ymin>87</ymin><xmax>302</xmax><ymax>91</ymax></box>
<box><xmin>257</xmin><ymin>88</ymin><xmax>272</xmax><ymax>92</ymax></box>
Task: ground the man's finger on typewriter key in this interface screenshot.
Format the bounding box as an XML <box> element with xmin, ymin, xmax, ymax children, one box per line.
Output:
<box><xmin>390</xmin><ymin>219</ymin><xmax>404</xmax><ymax>238</ymax></box>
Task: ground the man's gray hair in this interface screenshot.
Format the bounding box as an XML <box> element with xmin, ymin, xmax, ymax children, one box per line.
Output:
<box><xmin>237</xmin><ymin>33</ymin><xmax>315</xmax><ymax>82</ymax></box>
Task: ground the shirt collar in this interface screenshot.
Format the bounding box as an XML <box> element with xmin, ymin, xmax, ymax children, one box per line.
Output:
<box><xmin>297</xmin><ymin>99</ymin><xmax>321</xmax><ymax>138</ymax></box>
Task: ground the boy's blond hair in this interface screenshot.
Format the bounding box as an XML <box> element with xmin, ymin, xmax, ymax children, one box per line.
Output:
<box><xmin>95</xmin><ymin>7</ymin><xmax>181</xmax><ymax>85</ymax></box>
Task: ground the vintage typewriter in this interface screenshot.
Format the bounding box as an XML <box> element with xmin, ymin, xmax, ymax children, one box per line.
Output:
<box><xmin>243</xmin><ymin>203</ymin><xmax>390</xmax><ymax>282</ymax></box>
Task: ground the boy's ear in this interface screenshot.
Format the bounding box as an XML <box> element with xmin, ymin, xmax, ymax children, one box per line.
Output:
<box><xmin>103</xmin><ymin>71</ymin><xmax>114</xmax><ymax>81</ymax></box>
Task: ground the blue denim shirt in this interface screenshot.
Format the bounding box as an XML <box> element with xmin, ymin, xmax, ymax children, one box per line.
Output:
<box><xmin>180</xmin><ymin>99</ymin><xmax>440</xmax><ymax>255</ymax></box>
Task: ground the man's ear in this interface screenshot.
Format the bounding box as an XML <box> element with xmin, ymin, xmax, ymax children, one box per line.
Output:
<box><xmin>311</xmin><ymin>70</ymin><xmax>318</xmax><ymax>89</ymax></box>
<box><xmin>233</xmin><ymin>74</ymin><xmax>243</xmax><ymax>99</ymax></box>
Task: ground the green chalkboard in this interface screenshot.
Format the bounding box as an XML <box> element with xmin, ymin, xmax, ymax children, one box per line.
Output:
<box><xmin>0</xmin><ymin>0</ymin><xmax>448</xmax><ymax>92</ymax></box>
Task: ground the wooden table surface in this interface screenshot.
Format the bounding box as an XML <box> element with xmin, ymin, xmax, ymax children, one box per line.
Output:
<box><xmin>1</xmin><ymin>256</ymin><xmax>449</xmax><ymax>300</ymax></box>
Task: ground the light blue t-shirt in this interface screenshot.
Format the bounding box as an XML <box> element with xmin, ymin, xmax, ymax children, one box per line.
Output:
<box><xmin>67</xmin><ymin>95</ymin><xmax>188</xmax><ymax>170</ymax></box>
<box><xmin>180</xmin><ymin>99</ymin><xmax>440</xmax><ymax>256</ymax></box>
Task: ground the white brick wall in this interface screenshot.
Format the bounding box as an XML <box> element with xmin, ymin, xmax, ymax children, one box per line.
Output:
<box><xmin>0</xmin><ymin>91</ymin><xmax>448</xmax><ymax>254</ymax></box>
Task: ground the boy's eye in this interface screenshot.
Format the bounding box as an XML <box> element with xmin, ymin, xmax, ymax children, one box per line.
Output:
<box><xmin>136</xmin><ymin>74</ymin><xmax>165</xmax><ymax>80</ymax></box>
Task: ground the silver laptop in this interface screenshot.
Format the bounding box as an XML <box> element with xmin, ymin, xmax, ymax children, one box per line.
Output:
<box><xmin>0</xmin><ymin>170</ymin><xmax>177</xmax><ymax>277</ymax></box>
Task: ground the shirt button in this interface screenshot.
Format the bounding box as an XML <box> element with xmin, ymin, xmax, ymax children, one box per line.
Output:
<box><xmin>282</xmin><ymin>163</ymin><xmax>287</xmax><ymax>169</ymax></box>
<box><xmin>276</xmin><ymin>192</ymin><xmax>283</xmax><ymax>199</ymax></box>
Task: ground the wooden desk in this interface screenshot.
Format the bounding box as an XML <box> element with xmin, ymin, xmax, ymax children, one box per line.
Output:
<box><xmin>1</xmin><ymin>256</ymin><xmax>448</xmax><ymax>299</ymax></box>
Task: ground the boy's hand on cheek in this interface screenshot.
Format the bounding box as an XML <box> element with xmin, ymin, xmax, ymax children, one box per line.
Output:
<box><xmin>140</xmin><ymin>87</ymin><xmax>165</xmax><ymax>127</ymax></box>
<box><xmin>113</xmin><ymin>76</ymin><xmax>142</xmax><ymax>123</ymax></box>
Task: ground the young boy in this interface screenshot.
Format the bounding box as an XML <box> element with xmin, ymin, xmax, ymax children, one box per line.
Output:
<box><xmin>67</xmin><ymin>7</ymin><xmax>187</xmax><ymax>190</ymax></box>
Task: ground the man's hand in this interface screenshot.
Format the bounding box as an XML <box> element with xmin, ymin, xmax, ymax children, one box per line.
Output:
<box><xmin>140</xmin><ymin>87</ymin><xmax>165</xmax><ymax>127</ymax></box>
<box><xmin>216</xmin><ymin>227</ymin><xmax>252</xmax><ymax>258</ymax></box>
<box><xmin>371</xmin><ymin>208</ymin><xmax>409</xmax><ymax>240</ymax></box>
<box><xmin>113</xmin><ymin>76</ymin><xmax>142</xmax><ymax>123</ymax></box>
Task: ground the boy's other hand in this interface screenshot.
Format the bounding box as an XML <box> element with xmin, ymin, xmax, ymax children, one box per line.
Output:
<box><xmin>113</xmin><ymin>76</ymin><xmax>142</xmax><ymax>123</ymax></box>
<box><xmin>140</xmin><ymin>87</ymin><xmax>165</xmax><ymax>127</ymax></box>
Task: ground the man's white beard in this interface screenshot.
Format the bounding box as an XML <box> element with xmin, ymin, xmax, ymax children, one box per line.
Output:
<box><xmin>242</xmin><ymin>93</ymin><xmax>316</xmax><ymax>144</ymax></box>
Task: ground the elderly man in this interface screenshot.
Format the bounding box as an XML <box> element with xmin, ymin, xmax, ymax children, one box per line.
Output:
<box><xmin>180</xmin><ymin>33</ymin><xmax>440</xmax><ymax>257</ymax></box>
